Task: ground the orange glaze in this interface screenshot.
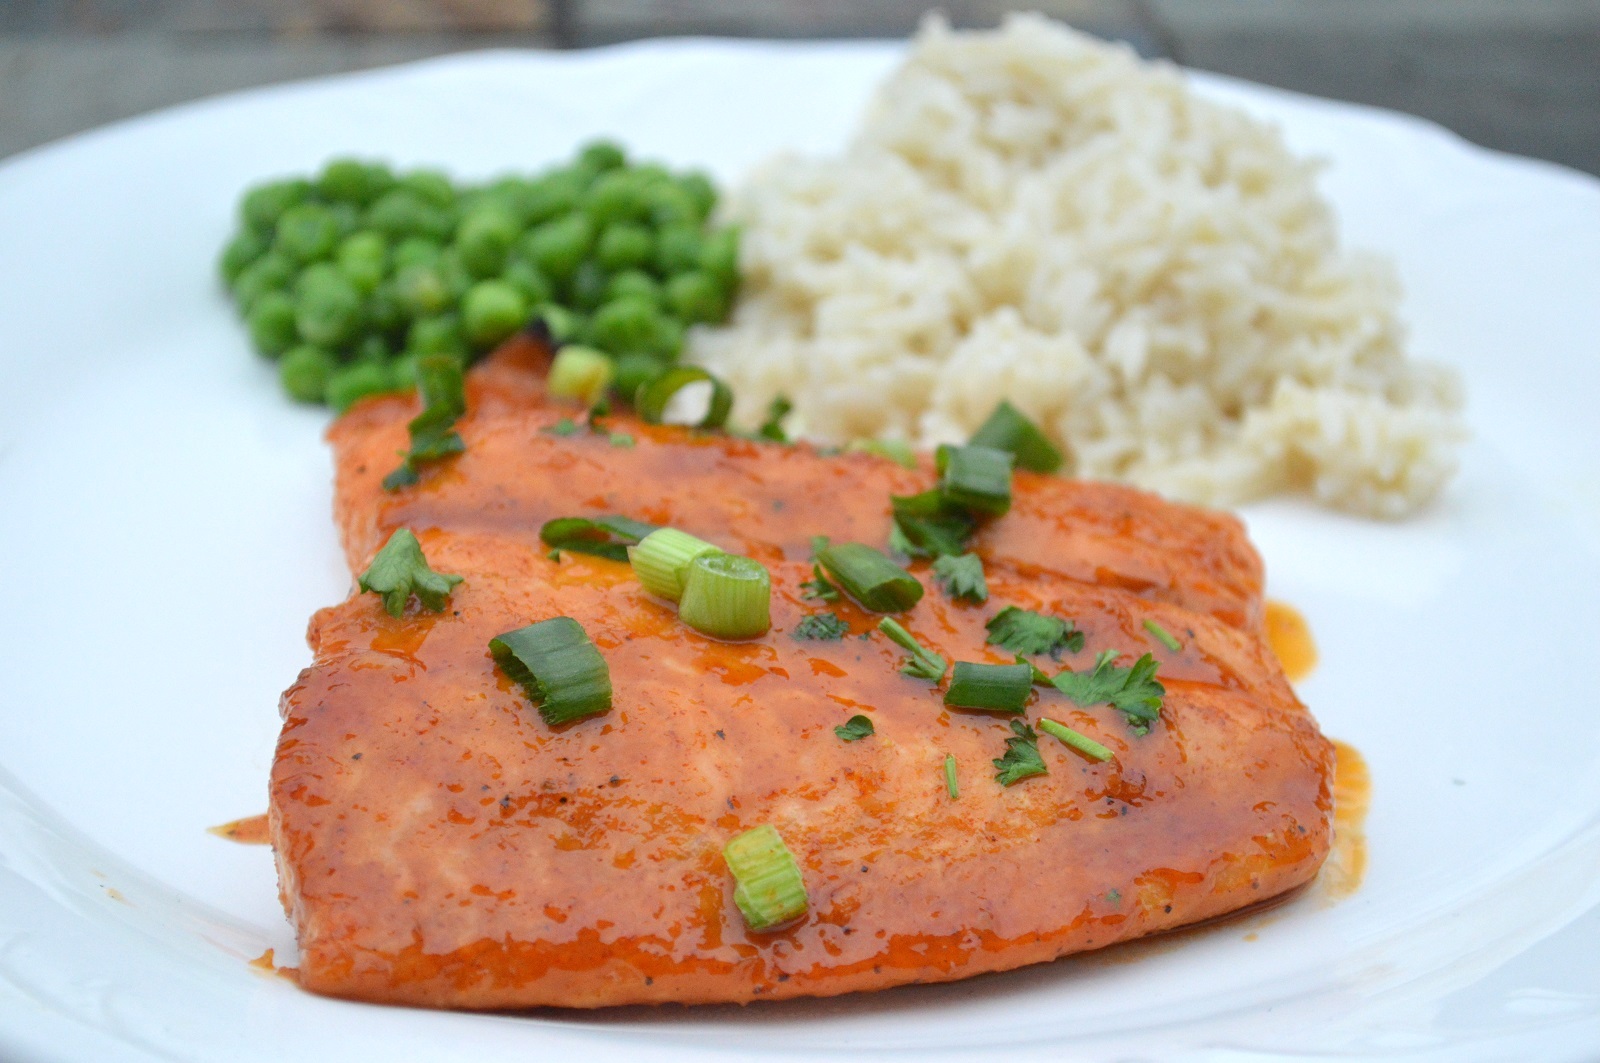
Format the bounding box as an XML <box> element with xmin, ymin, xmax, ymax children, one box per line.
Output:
<box><xmin>1322</xmin><ymin>740</ymin><xmax>1371</xmax><ymax>900</ymax></box>
<box><xmin>269</xmin><ymin>339</ymin><xmax>1335</xmax><ymax>1010</ymax></box>
<box><xmin>1265</xmin><ymin>600</ymin><xmax>1317</xmax><ymax>682</ymax></box>
<box><xmin>208</xmin><ymin>813</ymin><xmax>271</xmax><ymax>845</ymax></box>
<box><xmin>249</xmin><ymin>948</ymin><xmax>300</xmax><ymax>982</ymax></box>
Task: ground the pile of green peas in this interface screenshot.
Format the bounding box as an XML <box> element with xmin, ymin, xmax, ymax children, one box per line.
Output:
<box><xmin>218</xmin><ymin>141</ymin><xmax>740</xmax><ymax>411</ymax></box>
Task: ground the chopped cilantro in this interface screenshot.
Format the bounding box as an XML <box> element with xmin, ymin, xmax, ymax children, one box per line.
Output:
<box><xmin>382</xmin><ymin>355</ymin><xmax>466</xmax><ymax>491</ymax></box>
<box><xmin>608</xmin><ymin>432</ymin><xmax>635</xmax><ymax>448</ymax></box>
<box><xmin>833</xmin><ymin>715</ymin><xmax>874</xmax><ymax>741</ymax></box>
<box><xmin>757</xmin><ymin>396</ymin><xmax>793</xmax><ymax>442</ymax></box>
<box><xmin>1050</xmin><ymin>650</ymin><xmax>1166</xmax><ymax>734</ymax></box>
<box><xmin>794</xmin><ymin>613</ymin><xmax>850</xmax><ymax>641</ymax></box>
<box><xmin>993</xmin><ymin>720</ymin><xmax>1047</xmax><ymax>786</ymax></box>
<box><xmin>931</xmin><ymin>552</ymin><xmax>987</xmax><ymax>602</ymax></box>
<box><xmin>984</xmin><ymin>606</ymin><xmax>1084</xmax><ymax>657</ymax></box>
<box><xmin>1106</xmin><ymin>889</ymin><xmax>1122</xmax><ymax>905</ymax></box>
<box><xmin>543</xmin><ymin>418</ymin><xmax>580</xmax><ymax>437</ymax></box>
<box><xmin>357</xmin><ymin>528</ymin><xmax>463</xmax><ymax>617</ymax></box>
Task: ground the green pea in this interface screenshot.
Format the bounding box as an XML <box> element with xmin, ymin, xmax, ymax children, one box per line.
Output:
<box><xmin>408</xmin><ymin>314</ymin><xmax>467</xmax><ymax>361</ymax></box>
<box><xmin>521</xmin><ymin>214</ymin><xmax>594</xmax><ymax>282</ymax></box>
<box><xmin>630</xmin><ymin>163</ymin><xmax>673</xmax><ymax>188</ymax></box>
<box><xmin>279</xmin><ymin>344</ymin><xmax>337</xmax><ymax>404</ymax></box>
<box><xmin>654</xmin><ymin>225</ymin><xmax>702</xmax><ymax>276</ymax></box>
<box><xmin>596</xmin><ymin>223</ymin><xmax>654</xmax><ymax>273</ymax></box>
<box><xmin>613</xmin><ymin>352</ymin><xmax>667</xmax><ymax>401</ymax></box>
<box><xmin>530</xmin><ymin>304</ymin><xmax>585</xmax><ymax>345</ymax></box>
<box><xmin>391</xmin><ymin>236</ymin><xmax>442</xmax><ymax>271</ymax></box>
<box><xmin>579</xmin><ymin>140</ymin><xmax>628</xmax><ymax>173</ymax></box>
<box><xmin>399</xmin><ymin>169</ymin><xmax>456</xmax><ymax>209</ymax></box>
<box><xmin>336</xmin><ymin>231</ymin><xmax>388</xmax><ymax>294</ymax></box>
<box><xmin>317</xmin><ymin>158</ymin><xmax>394</xmax><ymax>205</ymax></box>
<box><xmin>247</xmin><ymin>291</ymin><xmax>299</xmax><ymax>358</ymax></box>
<box><xmin>584</xmin><ymin>171</ymin><xmax>650</xmax><ymax>228</ymax></box>
<box><xmin>567</xmin><ymin>259</ymin><xmax>609</xmax><ymax>311</ymax></box>
<box><xmin>391</xmin><ymin>352</ymin><xmax>420</xmax><ymax>389</ymax></box>
<box><xmin>654</xmin><ymin>315</ymin><xmax>685</xmax><ymax>360</ymax></box>
<box><xmin>436</xmin><ymin>248</ymin><xmax>473</xmax><ymax>299</ymax></box>
<box><xmin>523</xmin><ymin>171</ymin><xmax>587</xmax><ymax>226</ymax></box>
<box><xmin>589</xmin><ymin>297</ymin><xmax>662</xmax><ymax>357</ymax></box>
<box><xmin>646</xmin><ymin>183</ymin><xmax>700</xmax><ymax>227</ymax></box>
<box><xmin>678</xmin><ymin>172</ymin><xmax>717</xmax><ymax>220</ymax></box>
<box><xmin>365</xmin><ymin>189</ymin><xmax>452</xmax><ymax>241</ymax></box>
<box><xmin>698</xmin><ymin>226</ymin><xmax>740</xmax><ymax>286</ymax></box>
<box><xmin>354</xmin><ymin>333</ymin><xmax>393</xmax><ymax>364</ymax></box>
<box><xmin>366</xmin><ymin>284</ymin><xmax>407</xmax><ymax>339</ymax></box>
<box><xmin>274</xmin><ymin>203</ymin><xmax>341</xmax><ymax>265</ymax></box>
<box><xmin>666</xmin><ymin>270</ymin><xmax>726</xmax><ymax>324</ymax></box>
<box><xmin>329</xmin><ymin>202</ymin><xmax>363</xmax><ymax>238</ymax></box>
<box><xmin>295</xmin><ymin>264</ymin><xmax>365</xmax><ymax>348</ymax></box>
<box><xmin>605</xmin><ymin>269</ymin><xmax>661</xmax><ymax>307</ymax></box>
<box><xmin>462</xmin><ymin>280</ymin><xmax>529</xmax><ymax>348</ymax></box>
<box><xmin>232</xmin><ymin>251</ymin><xmax>295</xmax><ymax>308</ymax></box>
<box><xmin>241</xmin><ymin>178</ymin><xmax>310</xmax><ymax>231</ymax></box>
<box><xmin>326</xmin><ymin>361</ymin><xmax>398</xmax><ymax>414</ymax></box>
<box><xmin>455</xmin><ymin>207</ymin><xmax>519</xmax><ymax>279</ymax></box>
<box><xmin>219</xmin><ymin>229</ymin><xmax>269</xmax><ymax>285</ymax></box>
<box><xmin>502</xmin><ymin>259</ymin><xmax>554</xmax><ymax>305</ymax></box>
<box><xmin>392</xmin><ymin>263</ymin><xmax>452</xmax><ymax>318</ymax></box>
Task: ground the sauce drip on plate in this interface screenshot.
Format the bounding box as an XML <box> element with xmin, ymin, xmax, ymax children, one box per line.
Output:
<box><xmin>1322</xmin><ymin>739</ymin><xmax>1370</xmax><ymax>900</ymax></box>
<box><xmin>1265</xmin><ymin>600</ymin><xmax>1317</xmax><ymax>682</ymax></box>
<box><xmin>208</xmin><ymin>813</ymin><xmax>270</xmax><ymax>845</ymax></box>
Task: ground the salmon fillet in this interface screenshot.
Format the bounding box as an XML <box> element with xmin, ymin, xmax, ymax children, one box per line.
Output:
<box><xmin>270</xmin><ymin>338</ymin><xmax>1333</xmax><ymax>1009</ymax></box>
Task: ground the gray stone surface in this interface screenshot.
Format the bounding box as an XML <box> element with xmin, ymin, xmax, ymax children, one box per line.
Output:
<box><xmin>1</xmin><ymin>0</ymin><xmax>1597</xmax><ymax>177</ymax></box>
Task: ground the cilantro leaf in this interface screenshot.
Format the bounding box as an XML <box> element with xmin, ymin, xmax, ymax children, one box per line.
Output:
<box><xmin>985</xmin><ymin>606</ymin><xmax>1084</xmax><ymax>657</ymax></box>
<box><xmin>794</xmin><ymin>613</ymin><xmax>850</xmax><ymax>641</ymax></box>
<box><xmin>383</xmin><ymin>355</ymin><xmax>466</xmax><ymax>491</ymax></box>
<box><xmin>931</xmin><ymin>552</ymin><xmax>987</xmax><ymax>602</ymax></box>
<box><xmin>833</xmin><ymin>715</ymin><xmax>874</xmax><ymax>742</ymax></box>
<box><xmin>1050</xmin><ymin>650</ymin><xmax>1166</xmax><ymax>734</ymax></box>
<box><xmin>993</xmin><ymin>720</ymin><xmax>1047</xmax><ymax>786</ymax></box>
<box><xmin>757</xmin><ymin>396</ymin><xmax>794</xmax><ymax>442</ymax></box>
<box><xmin>877</xmin><ymin>618</ymin><xmax>947</xmax><ymax>683</ymax></box>
<box><xmin>357</xmin><ymin>528</ymin><xmax>463</xmax><ymax>617</ymax></box>
<box><xmin>542</xmin><ymin>418</ymin><xmax>579</xmax><ymax>437</ymax></box>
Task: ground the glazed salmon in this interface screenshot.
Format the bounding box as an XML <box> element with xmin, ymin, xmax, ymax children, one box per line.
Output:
<box><xmin>269</xmin><ymin>337</ymin><xmax>1333</xmax><ymax>1009</ymax></box>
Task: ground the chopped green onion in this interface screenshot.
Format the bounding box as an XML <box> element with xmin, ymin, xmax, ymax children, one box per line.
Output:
<box><xmin>489</xmin><ymin>616</ymin><xmax>612</xmax><ymax>726</ymax></box>
<box><xmin>628</xmin><ymin>527</ymin><xmax>721</xmax><ymax>601</ymax></box>
<box><xmin>356</xmin><ymin>528</ymin><xmax>462</xmax><ymax>617</ymax></box>
<box><xmin>382</xmin><ymin>354</ymin><xmax>466</xmax><ymax>491</ymax></box>
<box><xmin>833</xmin><ymin>715</ymin><xmax>874</xmax><ymax>741</ymax></box>
<box><xmin>679</xmin><ymin>553</ymin><xmax>771</xmax><ymax>639</ymax></box>
<box><xmin>817</xmin><ymin>542</ymin><xmax>924</xmax><ymax>613</ymax></box>
<box><xmin>846</xmin><ymin>438</ymin><xmax>918</xmax><ymax>469</ymax></box>
<box><xmin>969</xmin><ymin>401</ymin><xmax>1064</xmax><ymax>474</ymax></box>
<box><xmin>756</xmin><ymin>396</ymin><xmax>793</xmax><ymax>442</ymax></box>
<box><xmin>943</xmin><ymin>661</ymin><xmax>1033</xmax><ymax>713</ymax></box>
<box><xmin>799</xmin><ymin>562</ymin><xmax>840</xmax><ymax>602</ymax></box>
<box><xmin>723</xmin><ymin>824</ymin><xmax>808</xmax><ymax>932</ymax></box>
<box><xmin>1143</xmin><ymin>618</ymin><xmax>1183</xmax><ymax>652</ymax></box>
<box><xmin>539</xmin><ymin>514</ymin><xmax>658</xmax><ymax>562</ymax></box>
<box><xmin>547</xmin><ymin>345</ymin><xmax>614</xmax><ymax>406</ymax></box>
<box><xmin>1038</xmin><ymin>719</ymin><xmax>1114</xmax><ymax>761</ymax></box>
<box><xmin>931</xmin><ymin>552</ymin><xmax>987</xmax><ymax>602</ymax></box>
<box><xmin>993</xmin><ymin>720</ymin><xmax>1048</xmax><ymax>786</ymax></box>
<box><xmin>634</xmin><ymin>366</ymin><xmax>732</xmax><ymax>429</ymax></box>
<box><xmin>889</xmin><ymin>489</ymin><xmax>975</xmax><ymax>558</ymax></box>
<box><xmin>936</xmin><ymin>443</ymin><xmax>1014</xmax><ymax>517</ymax></box>
<box><xmin>877</xmin><ymin>617</ymin><xmax>946</xmax><ymax>682</ymax></box>
<box><xmin>944</xmin><ymin>754</ymin><xmax>959</xmax><ymax>799</ymax></box>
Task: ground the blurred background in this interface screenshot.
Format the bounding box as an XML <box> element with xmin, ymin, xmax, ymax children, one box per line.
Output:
<box><xmin>1</xmin><ymin>0</ymin><xmax>1596</xmax><ymax>175</ymax></box>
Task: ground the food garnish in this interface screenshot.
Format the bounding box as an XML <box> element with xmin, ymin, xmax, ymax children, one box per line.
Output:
<box><xmin>816</xmin><ymin>542</ymin><xmax>924</xmax><ymax>613</ymax></box>
<box><xmin>1050</xmin><ymin>650</ymin><xmax>1166</xmax><ymax>734</ymax></box>
<box><xmin>992</xmin><ymin>720</ymin><xmax>1048</xmax><ymax>786</ymax></box>
<box><xmin>930</xmin><ymin>552</ymin><xmax>987</xmax><ymax>602</ymax></box>
<box><xmin>381</xmin><ymin>354</ymin><xmax>467</xmax><ymax>490</ymax></box>
<box><xmin>633</xmin><ymin>365</ymin><xmax>733</xmax><ymax>429</ymax></box>
<box><xmin>943</xmin><ymin>661</ymin><xmax>1033</xmax><ymax>714</ymax></box>
<box><xmin>547</xmin><ymin>345</ymin><xmax>615</xmax><ymax>405</ymax></box>
<box><xmin>794</xmin><ymin>613</ymin><xmax>850</xmax><ymax>641</ymax></box>
<box><xmin>944</xmin><ymin>754</ymin><xmax>960</xmax><ymax>799</ymax></box>
<box><xmin>679</xmin><ymin>553</ymin><xmax>772</xmax><ymax>640</ymax></box>
<box><xmin>1143</xmin><ymin>618</ymin><xmax>1183</xmax><ymax>652</ymax></box>
<box><xmin>968</xmin><ymin>401</ymin><xmax>1064</xmax><ymax>474</ymax></box>
<box><xmin>756</xmin><ymin>396</ymin><xmax>793</xmax><ymax>442</ymax></box>
<box><xmin>935</xmin><ymin>443</ymin><xmax>1014</xmax><ymax>517</ymax></box>
<box><xmin>723</xmin><ymin>824</ymin><xmax>809</xmax><ymax>931</ymax></box>
<box><xmin>888</xmin><ymin>489</ymin><xmax>975</xmax><ymax>559</ymax></box>
<box><xmin>538</xmin><ymin>514</ymin><xmax>658</xmax><ymax>562</ymax></box>
<box><xmin>356</xmin><ymin>528</ymin><xmax>463</xmax><ymax>617</ymax></box>
<box><xmin>984</xmin><ymin>606</ymin><xmax>1084</xmax><ymax>658</ymax></box>
<box><xmin>628</xmin><ymin>527</ymin><xmax>722</xmax><ymax>601</ymax></box>
<box><xmin>833</xmin><ymin>715</ymin><xmax>875</xmax><ymax>741</ymax></box>
<box><xmin>489</xmin><ymin>616</ymin><xmax>613</xmax><ymax>726</ymax></box>
<box><xmin>876</xmin><ymin>618</ymin><xmax>946</xmax><ymax>682</ymax></box>
<box><xmin>1038</xmin><ymin>719</ymin><xmax>1114</xmax><ymax>762</ymax></box>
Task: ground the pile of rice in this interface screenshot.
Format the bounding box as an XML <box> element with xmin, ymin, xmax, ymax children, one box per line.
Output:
<box><xmin>690</xmin><ymin>14</ymin><xmax>1465</xmax><ymax>517</ymax></box>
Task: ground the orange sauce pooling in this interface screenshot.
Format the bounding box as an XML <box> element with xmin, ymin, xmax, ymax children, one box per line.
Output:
<box><xmin>208</xmin><ymin>813</ymin><xmax>270</xmax><ymax>845</ymax></box>
<box><xmin>1322</xmin><ymin>740</ymin><xmax>1370</xmax><ymax>900</ymax></box>
<box><xmin>249</xmin><ymin>948</ymin><xmax>300</xmax><ymax>983</ymax></box>
<box><xmin>1265</xmin><ymin>600</ymin><xmax>1317</xmax><ymax>682</ymax></box>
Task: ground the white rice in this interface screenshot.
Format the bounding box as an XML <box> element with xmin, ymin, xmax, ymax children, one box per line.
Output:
<box><xmin>689</xmin><ymin>14</ymin><xmax>1465</xmax><ymax>518</ymax></box>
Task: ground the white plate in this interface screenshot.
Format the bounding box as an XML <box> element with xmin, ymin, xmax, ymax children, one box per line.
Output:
<box><xmin>1</xmin><ymin>37</ymin><xmax>1599</xmax><ymax>1063</ymax></box>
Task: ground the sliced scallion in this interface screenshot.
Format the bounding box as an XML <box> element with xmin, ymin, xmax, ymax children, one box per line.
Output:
<box><xmin>679</xmin><ymin>553</ymin><xmax>771</xmax><ymax>639</ymax></box>
<box><xmin>539</xmin><ymin>514</ymin><xmax>658</xmax><ymax>562</ymax></box>
<box><xmin>846</xmin><ymin>438</ymin><xmax>918</xmax><ymax>469</ymax></box>
<box><xmin>723</xmin><ymin>824</ymin><xmax>808</xmax><ymax>932</ymax></box>
<box><xmin>1143</xmin><ymin>618</ymin><xmax>1183</xmax><ymax>652</ymax></box>
<box><xmin>877</xmin><ymin>617</ymin><xmax>946</xmax><ymax>682</ymax></box>
<box><xmin>489</xmin><ymin>616</ymin><xmax>612</xmax><ymax>726</ymax></box>
<box><xmin>944</xmin><ymin>754</ymin><xmax>959</xmax><ymax>800</ymax></box>
<box><xmin>817</xmin><ymin>542</ymin><xmax>924</xmax><ymax>613</ymax></box>
<box><xmin>942</xmin><ymin>661</ymin><xmax>1033</xmax><ymax>713</ymax></box>
<box><xmin>635</xmin><ymin>366</ymin><xmax>733</xmax><ymax>429</ymax></box>
<box><xmin>547</xmin><ymin>345</ymin><xmax>614</xmax><ymax>406</ymax></box>
<box><xmin>936</xmin><ymin>443</ymin><xmax>1014</xmax><ymax>517</ymax></box>
<box><xmin>629</xmin><ymin>527</ymin><xmax>722</xmax><ymax>602</ymax></box>
<box><xmin>1038</xmin><ymin>718</ymin><xmax>1114</xmax><ymax>762</ymax></box>
<box><xmin>969</xmin><ymin>401</ymin><xmax>1064</xmax><ymax>474</ymax></box>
